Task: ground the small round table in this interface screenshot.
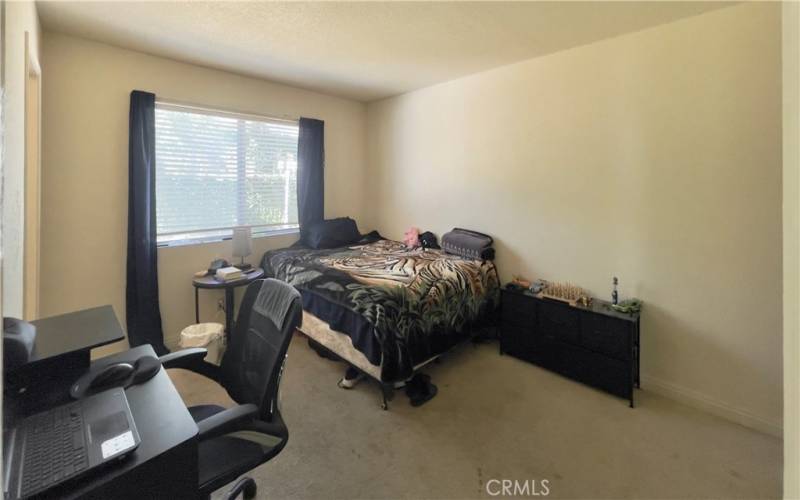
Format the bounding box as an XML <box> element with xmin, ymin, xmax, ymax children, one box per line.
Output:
<box><xmin>192</xmin><ymin>267</ymin><xmax>265</xmax><ymax>338</ymax></box>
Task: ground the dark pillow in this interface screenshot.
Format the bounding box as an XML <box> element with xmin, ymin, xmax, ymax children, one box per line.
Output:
<box><xmin>302</xmin><ymin>217</ymin><xmax>361</xmax><ymax>249</ymax></box>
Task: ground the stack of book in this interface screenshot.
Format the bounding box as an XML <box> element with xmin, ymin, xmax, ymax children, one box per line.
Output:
<box><xmin>216</xmin><ymin>266</ymin><xmax>243</xmax><ymax>282</ymax></box>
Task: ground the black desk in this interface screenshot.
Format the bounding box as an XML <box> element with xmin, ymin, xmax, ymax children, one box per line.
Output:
<box><xmin>4</xmin><ymin>310</ymin><xmax>200</xmax><ymax>499</ymax></box>
<box><xmin>5</xmin><ymin>306</ymin><xmax>126</xmax><ymax>412</ymax></box>
<box><xmin>30</xmin><ymin>305</ymin><xmax>124</xmax><ymax>363</ymax></box>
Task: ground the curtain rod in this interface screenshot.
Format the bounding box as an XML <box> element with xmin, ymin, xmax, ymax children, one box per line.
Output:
<box><xmin>155</xmin><ymin>97</ymin><xmax>301</xmax><ymax>124</ymax></box>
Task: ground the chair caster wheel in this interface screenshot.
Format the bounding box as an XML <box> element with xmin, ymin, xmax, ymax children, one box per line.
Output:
<box><xmin>225</xmin><ymin>476</ymin><xmax>257</xmax><ymax>500</ymax></box>
<box><xmin>243</xmin><ymin>479</ymin><xmax>257</xmax><ymax>499</ymax></box>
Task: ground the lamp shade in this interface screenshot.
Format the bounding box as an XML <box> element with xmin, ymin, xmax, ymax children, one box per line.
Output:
<box><xmin>232</xmin><ymin>227</ymin><xmax>252</xmax><ymax>259</ymax></box>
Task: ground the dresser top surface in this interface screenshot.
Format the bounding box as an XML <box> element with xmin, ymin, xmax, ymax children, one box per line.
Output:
<box><xmin>502</xmin><ymin>287</ymin><xmax>640</xmax><ymax>322</ymax></box>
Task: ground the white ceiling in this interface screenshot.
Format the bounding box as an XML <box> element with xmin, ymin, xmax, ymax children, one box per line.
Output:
<box><xmin>37</xmin><ymin>1</ymin><xmax>732</xmax><ymax>102</ymax></box>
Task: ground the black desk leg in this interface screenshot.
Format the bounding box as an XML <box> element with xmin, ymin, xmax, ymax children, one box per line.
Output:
<box><xmin>195</xmin><ymin>288</ymin><xmax>200</xmax><ymax>324</ymax></box>
<box><xmin>225</xmin><ymin>287</ymin><xmax>235</xmax><ymax>339</ymax></box>
<box><xmin>635</xmin><ymin>323</ymin><xmax>641</xmax><ymax>388</ymax></box>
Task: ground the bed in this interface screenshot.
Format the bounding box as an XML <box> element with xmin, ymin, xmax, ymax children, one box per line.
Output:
<box><xmin>261</xmin><ymin>235</ymin><xmax>500</xmax><ymax>402</ymax></box>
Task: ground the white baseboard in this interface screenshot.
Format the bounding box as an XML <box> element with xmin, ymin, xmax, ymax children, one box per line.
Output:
<box><xmin>641</xmin><ymin>374</ymin><xmax>782</xmax><ymax>438</ymax></box>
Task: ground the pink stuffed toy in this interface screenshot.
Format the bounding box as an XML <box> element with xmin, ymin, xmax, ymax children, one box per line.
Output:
<box><xmin>404</xmin><ymin>227</ymin><xmax>421</xmax><ymax>248</ymax></box>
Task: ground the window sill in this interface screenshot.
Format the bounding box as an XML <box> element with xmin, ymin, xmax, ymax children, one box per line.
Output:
<box><xmin>157</xmin><ymin>227</ymin><xmax>300</xmax><ymax>249</ymax></box>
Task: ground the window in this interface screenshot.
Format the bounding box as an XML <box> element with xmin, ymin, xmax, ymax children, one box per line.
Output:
<box><xmin>155</xmin><ymin>102</ymin><xmax>299</xmax><ymax>244</ymax></box>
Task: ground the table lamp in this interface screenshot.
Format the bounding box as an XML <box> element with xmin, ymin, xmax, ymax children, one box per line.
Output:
<box><xmin>232</xmin><ymin>226</ymin><xmax>252</xmax><ymax>271</ymax></box>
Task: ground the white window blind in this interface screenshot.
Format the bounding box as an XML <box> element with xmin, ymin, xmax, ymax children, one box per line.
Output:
<box><xmin>155</xmin><ymin>102</ymin><xmax>299</xmax><ymax>244</ymax></box>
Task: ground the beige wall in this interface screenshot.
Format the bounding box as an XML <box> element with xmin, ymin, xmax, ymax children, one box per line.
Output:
<box><xmin>367</xmin><ymin>3</ymin><xmax>783</xmax><ymax>435</ymax></box>
<box><xmin>783</xmin><ymin>1</ymin><xmax>800</xmax><ymax>496</ymax></box>
<box><xmin>2</xmin><ymin>0</ymin><xmax>40</xmax><ymax>318</ymax></box>
<box><xmin>40</xmin><ymin>33</ymin><xmax>367</xmax><ymax>350</ymax></box>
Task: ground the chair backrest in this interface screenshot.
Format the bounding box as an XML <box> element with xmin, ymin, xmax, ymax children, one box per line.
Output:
<box><xmin>219</xmin><ymin>279</ymin><xmax>302</xmax><ymax>421</ymax></box>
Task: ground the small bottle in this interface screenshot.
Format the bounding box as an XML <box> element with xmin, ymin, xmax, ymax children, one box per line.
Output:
<box><xmin>612</xmin><ymin>277</ymin><xmax>619</xmax><ymax>305</ymax></box>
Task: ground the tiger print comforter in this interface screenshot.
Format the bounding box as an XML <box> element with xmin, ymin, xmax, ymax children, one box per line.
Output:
<box><xmin>262</xmin><ymin>238</ymin><xmax>500</xmax><ymax>382</ymax></box>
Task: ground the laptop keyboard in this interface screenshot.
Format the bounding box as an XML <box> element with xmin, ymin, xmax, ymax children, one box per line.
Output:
<box><xmin>20</xmin><ymin>403</ymin><xmax>88</xmax><ymax>497</ymax></box>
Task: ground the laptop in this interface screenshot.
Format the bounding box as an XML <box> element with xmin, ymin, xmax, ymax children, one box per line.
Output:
<box><xmin>4</xmin><ymin>388</ymin><xmax>141</xmax><ymax>500</ymax></box>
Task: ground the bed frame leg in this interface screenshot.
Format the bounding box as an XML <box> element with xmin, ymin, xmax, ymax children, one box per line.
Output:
<box><xmin>380</xmin><ymin>383</ymin><xmax>394</xmax><ymax>410</ymax></box>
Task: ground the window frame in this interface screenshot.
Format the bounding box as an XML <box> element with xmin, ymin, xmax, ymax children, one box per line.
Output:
<box><xmin>153</xmin><ymin>100</ymin><xmax>300</xmax><ymax>247</ymax></box>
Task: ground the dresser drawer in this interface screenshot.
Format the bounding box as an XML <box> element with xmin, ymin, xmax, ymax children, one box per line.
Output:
<box><xmin>579</xmin><ymin>313</ymin><xmax>631</xmax><ymax>360</ymax></box>
<box><xmin>537</xmin><ymin>300</ymin><xmax>579</xmax><ymax>344</ymax></box>
<box><xmin>500</xmin><ymin>323</ymin><xmax>535</xmax><ymax>362</ymax></box>
<box><xmin>500</xmin><ymin>290</ymin><xmax>537</xmax><ymax>327</ymax></box>
<box><xmin>558</xmin><ymin>342</ymin><xmax>631</xmax><ymax>399</ymax></box>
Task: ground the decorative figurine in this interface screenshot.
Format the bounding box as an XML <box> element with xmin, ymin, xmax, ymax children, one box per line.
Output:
<box><xmin>612</xmin><ymin>276</ymin><xmax>619</xmax><ymax>305</ymax></box>
<box><xmin>530</xmin><ymin>279</ymin><xmax>548</xmax><ymax>294</ymax></box>
<box><xmin>511</xmin><ymin>275</ymin><xmax>532</xmax><ymax>288</ymax></box>
<box><xmin>611</xmin><ymin>298</ymin><xmax>642</xmax><ymax>314</ymax></box>
<box><xmin>539</xmin><ymin>281</ymin><xmax>590</xmax><ymax>307</ymax></box>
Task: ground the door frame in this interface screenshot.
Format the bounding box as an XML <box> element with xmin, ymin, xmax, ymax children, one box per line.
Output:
<box><xmin>23</xmin><ymin>30</ymin><xmax>41</xmax><ymax>320</ymax></box>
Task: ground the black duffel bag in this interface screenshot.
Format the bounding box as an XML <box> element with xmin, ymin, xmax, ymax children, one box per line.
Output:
<box><xmin>441</xmin><ymin>228</ymin><xmax>495</xmax><ymax>260</ymax></box>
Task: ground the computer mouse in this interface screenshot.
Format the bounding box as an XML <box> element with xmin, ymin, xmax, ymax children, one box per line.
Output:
<box><xmin>70</xmin><ymin>362</ymin><xmax>135</xmax><ymax>399</ymax></box>
<box><xmin>88</xmin><ymin>362</ymin><xmax>135</xmax><ymax>391</ymax></box>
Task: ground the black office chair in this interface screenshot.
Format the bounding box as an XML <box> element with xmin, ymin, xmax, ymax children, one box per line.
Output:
<box><xmin>160</xmin><ymin>278</ymin><xmax>303</xmax><ymax>500</ymax></box>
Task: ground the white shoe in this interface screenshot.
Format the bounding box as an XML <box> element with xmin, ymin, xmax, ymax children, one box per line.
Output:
<box><xmin>337</xmin><ymin>367</ymin><xmax>364</xmax><ymax>389</ymax></box>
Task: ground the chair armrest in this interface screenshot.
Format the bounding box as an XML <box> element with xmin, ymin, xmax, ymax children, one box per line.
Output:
<box><xmin>241</xmin><ymin>408</ymin><xmax>288</xmax><ymax>441</ymax></box>
<box><xmin>160</xmin><ymin>347</ymin><xmax>207</xmax><ymax>367</ymax></box>
<box><xmin>197</xmin><ymin>404</ymin><xmax>259</xmax><ymax>441</ymax></box>
<box><xmin>159</xmin><ymin>348</ymin><xmax>220</xmax><ymax>381</ymax></box>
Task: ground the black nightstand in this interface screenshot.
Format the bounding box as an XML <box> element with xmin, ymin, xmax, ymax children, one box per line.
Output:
<box><xmin>500</xmin><ymin>288</ymin><xmax>641</xmax><ymax>407</ymax></box>
<box><xmin>192</xmin><ymin>267</ymin><xmax>265</xmax><ymax>339</ymax></box>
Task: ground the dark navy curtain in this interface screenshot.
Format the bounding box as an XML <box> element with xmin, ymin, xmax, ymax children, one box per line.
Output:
<box><xmin>297</xmin><ymin>118</ymin><xmax>325</xmax><ymax>229</ymax></box>
<box><xmin>126</xmin><ymin>90</ymin><xmax>167</xmax><ymax>355</ymax></box>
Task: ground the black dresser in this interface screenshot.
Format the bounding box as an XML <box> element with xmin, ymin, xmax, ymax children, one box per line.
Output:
<box><xmin>499</xmin><ymin>287</ymin><xmax>641</xmax><ymax>407</ymax></box>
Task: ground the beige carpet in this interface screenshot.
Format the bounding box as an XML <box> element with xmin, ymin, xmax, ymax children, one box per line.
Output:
<box><xmin>169</xmin><ymin>333</ymin><xmax>781</xmax><ymax>499</ymax></box>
